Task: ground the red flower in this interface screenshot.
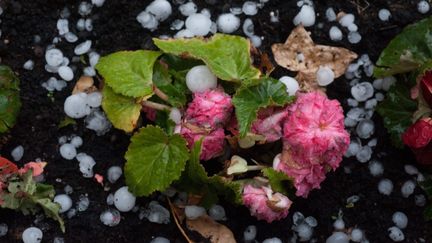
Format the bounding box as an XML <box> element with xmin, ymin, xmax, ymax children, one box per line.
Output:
<box><xmin>402</xmin><ymin>118</ymin><xmax>432</xmax><ymax>165</ymax></box>
<box><xmin>420</xmin><ymin>70</ymin><xmax>432</xmax><ymax>107</ymax></box>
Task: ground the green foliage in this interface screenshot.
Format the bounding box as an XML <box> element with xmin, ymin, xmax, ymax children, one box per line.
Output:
<box><xmin>124</xmin><ymin>126</ymin><xmax>189</xmax><ymax>196</ymax></box>
<box><xmin>154</xmin><ymin>34</ymin><xmax>261</xmax><ymax>82</ymax></box>
<box><xmin>374</xmin><ymin>16</ymin><xmax>432</xmax><ymax>77</ymax></box>
<box><xmin>0</xmin><ymin>65</ymin><xmax>21</xmax><ymax>133</ymax></box>
<box><xmin>102</xmin><ymin>85</ymin><xmax>142</xmax><ymax>133</ymax></box>
<box><xmin>96</xmin><ymin>50</ymin><xmax>162</xmax><ymax>98</ymax></box>
<box><xmin>153</xmin><ymin>62</ymin><xmax>187</xmax><ymax>107</ymax></box>
<box><xmin>232</xmin><ymin>77</ymin><xmax>295</xmax><ymax>136</ymax></box>
<box><xmin>262</xmin><ymin>168</ymin><xmax>294</xmax><ymax>196</ymax></box>
<box><xmin>1</xmin><ymin>171</ymin><xmax>65</xmax><ymax>232</ymax></box>
<box><xmin>376</xmin><ymin>81</ymin><xmax>418</xmax><ymax>147</ymax></box>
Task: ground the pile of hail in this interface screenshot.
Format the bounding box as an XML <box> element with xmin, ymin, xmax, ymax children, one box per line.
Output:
<box><xmin>94</xmin><ymin>32</ymin><xmax>352</xmax><ymax>222</ymax></box>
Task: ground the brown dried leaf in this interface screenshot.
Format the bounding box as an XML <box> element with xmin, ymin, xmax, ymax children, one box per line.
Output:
<box><xmin>186</xmin><ymin>215</ymin><xmax>236</xmax><ymax>243</ymax></box>
<box><xmin>271</xmin><ymin>26</ymin><xmax>357</xmax><ymax>91</ymax></box>
<box><xmin>72</xmin><ymin>76</ymin><xmax>98</xmax><ymax>94</ymax></box>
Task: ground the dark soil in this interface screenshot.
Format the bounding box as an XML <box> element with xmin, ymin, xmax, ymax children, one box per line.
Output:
<box><xmin>0</xmin><ymin>0</ymin><xmax>431</xmax><ymax>242</ymax></box>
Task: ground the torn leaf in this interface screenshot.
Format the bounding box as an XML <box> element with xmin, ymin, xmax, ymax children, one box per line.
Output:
<box><xmin>186</xmin><ymin>215</ymin><xmax>236</xmax><ymax>243</ymax></box>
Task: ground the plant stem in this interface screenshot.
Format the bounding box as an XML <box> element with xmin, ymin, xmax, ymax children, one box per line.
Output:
<box><xmin>247</xmin><ymin>165</ymin><xmax>267</xmax><ymax>171</ymax></box>
<box><xmin>153</xmin><ymin>86</ymin><xmax>169</xmax><ymax>102</ymax></box>
<box><xmin>141</xmin><ymin>100</ymin><xmax>171</xmax><ymax>111</ymax></box>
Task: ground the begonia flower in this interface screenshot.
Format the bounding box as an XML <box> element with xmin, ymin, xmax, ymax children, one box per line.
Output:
<box><xmin>402</xmin><ymin>118</ymin><xmax>432</xmax><ymax>165</ymax></box>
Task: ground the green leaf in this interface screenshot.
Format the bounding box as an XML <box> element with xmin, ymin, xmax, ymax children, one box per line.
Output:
<box><xmin>154</xmin><ymin>110</ymin><xmax>176</xmax><ymax>135</ymax></box>
<box><xmin>0</xmin><ymin>65</ymin><xmax>21</xmax><ymax>133</ymax></box>
<box><xmin>232</xmin><ymin>77</ymin><xmax>295</xmax><ymax>137</ymax></box>
<box><xmin>374</xmin><ymin>16</ymin><xmax>432</xmax><ymax>77</ymax></box>
<box><xmin>36</xmin><ymin>198</ymin><xmax>65</xmax><ymax>232</ymax></box>
<box><xmin>102</xmin><ymin>85</ymin><xmax>142</xmax><ymax>133</ymax></box>
<box><xmin>262</xmin><ymin>168</ymin><xmax>294</xmax><ymax>195</ymax></box>
<box><xmin>208</xmin><ymin>176</ymin><xmax>243</xmax><ymax>205</ymax></box>
<box><xmin>153</xmin><ymin>62</ymin><xmax>187</xmax><ymax>107</ymax></box>
<box><xmin>58</xmin><ymin>116</ymin><xmax>77</xmax><ymax>128</ymax></box>
<box><xmin>124</xmin><ymin>126</ymin><xmax>189</xmax><ymax>196</ymax></box>
<box><xmin>154</xmin><ymin>34</ymin><xmax>261</xmax><ymax>82</ymax></box>
<box><xmin>160</xmin><ymin>54</ymin><xmax>203</xmax><ymax>71</ymax></box>
<box><xmin>376</xmin><ymin>82</ymin><xmax>417</xmax><ymax>147</ymax></box>
<box><xmin>96</xmin><ymin>50</ymin><xmax>162</xmax><ymax>98</ymax></box>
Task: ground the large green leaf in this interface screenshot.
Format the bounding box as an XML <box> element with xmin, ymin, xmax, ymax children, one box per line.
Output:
<box><xmin>232</xmin><ymin>77</ymin><xmax>295</xmax><ymax>136</ymax></box>
<box><xmin>375</xmin><ymin>16</ymin><xmax>432</xmax><ymax>77</ymax></box>
<box><xmin>0</xmin><ymin>65</ymin><xmax>21</xmax><ymax>133</ymax></box>
<box><xmin>124</xmin><ymin>126</ymin><xmax>189</xmax><ymax>196</ymax></box>
<box><xmin>101</xmin><ymin>85</ymin><xmax>142</xmax><ymax>133</ymax></box>
<box><xmin>154</xmin><ymin>34</ymin><xmax>261</xmax><ymax>82</ymax></box>
<box><xmin>207</xmin><ymin>176</ymin><xmax>243</xmax><ymax>205</ymax></box>
<box><xmin>153</xmin><ymin>62</ymin><xmax>187</xmax><ymax>107</ymax></box>
<box><xmin>262</xmin><ymin>168</ymin><xmax>294</xmax><ymax>196</ymax></box>
<box><xmin>96</xmin><ymin>50</ymin><xmax>162</xmax><ymax>98</ymax></box>
<box><xmin>377</xmin><ymin>82</ymin><xmax>417</xmax><ymax>147</ymax></box>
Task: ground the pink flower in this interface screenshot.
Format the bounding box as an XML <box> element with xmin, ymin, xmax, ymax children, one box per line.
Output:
<box><xmin>18</xmin><ymin>162</ymin><xmax>46</xmax><ymax>177</ymax></box>
<box><xmin>242</xmin><ymin>185</ymin><xmax>292</xmax><ymax>223</ymax></box>
<box><xmin>278</xmin><ymin>92</ymin><xmax>350</xmax><ymax>197</ymax></box>
<box><xmin>251</xmin><ymin>107</ymin><xmax>288</xmax><ymax>143</ymax></box>
<box><xmin>94</xmin><ymin>174</ymin><xmax>104</xmax><ymax>185</ymax></box>
<box><xmin>185</xmin><ymin>89</ymin><xmax>233</xmax><ymax>128</ymax></box>
<box><xmin>179</xmin><ymin>124</ymin><xmax>226</xmax><ymax>161</ymax></box>
<box><xmin>402</xmin><ymin>118</ymin><xmax>432</xmax><ymax>165</ymax></box>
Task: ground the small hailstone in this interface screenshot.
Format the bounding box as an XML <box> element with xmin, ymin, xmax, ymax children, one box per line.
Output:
<box><xmin>351</xmin><ymin>82</ymin><xmax>374</xmax><ymax>102</ymax></box>
<box><xmin>77</xmin><ymin>194</ymin><xmax>90</xmax><ymax>211</ymax></box>
<box><xmin>230</xmin><ymin>7</ymin><xmax>243</xmax><ymax>15</ymax></box>
<box><xmin>86</xmin><ymin>92</ymin><xmax>102</xmax><ymax>108</ymax></box>
<box><xmin>85</xmin><ymin>19</ymin><xmax>93</xmax><ymax>32</ymax></box>
<box><xmin>201</xmin><ymin>8</ymin><xmax>211</xmax><ymax>18</ymax></box>
<box><xmin>415</xmin><ymin>194</ymin><xmax>426</xmax><ymax>207</ymax></box>
<box><xmin>100</xmin><ymin>208</ymin><xmax>121</xmax><ymax>226</ymax></box>
<box><xmin>356</xmin><ymin>119</ymin><xmax>374</xmax><ymax>139</ymax></box>
<box><xmin>279</xmin><ymin>76</ymin><xmax>299</xmax><ymax>96</ymax></box>
<box><xmin>364</xmin><ymin>99</ymin><xmax>377</xmax><ymax>110</ymax></box>
<box><xmin>107</xmin><ymin>193</ymin><xmax>115</xmax><ymax>205</ymax></box>
<box><xmin>347</xmin><ymin>23</ymin><xmax>358</xmax><ymax>32</ymax></box>
<box><xmin>217</xmin><ymin>13</ymin><xmax>240</xmax><ymax>33</ymax></box>
<box><xmin>60</xmin><ymin>143</ymin><xmax>77</xmax><ymax>160</ymax></box>
<box><xmin>45</xmin><ymin>49</ymin><xmax>64</xmax><ymax>67</ymax></box>
<box><xmin>92</xmin><ymin>0</ymin><xmax>106</xmax><ymax>7</ymax></box>
<box><xmin>57</xmin><ymin>19</ymin><xmax>69</xmax><ymax>35</ymax></box>
<box><xmin>65</xmin><ymin>32</ymin><xmax>78</xmax><ymax>43</ymax></box>
<box><xmin>89</xmin><ymin>52</ymin><xmax>100</xmax><ymax>67</ymax></box>
<box><xmin>58</xmin><ymin>136</ymin><xmax>68</xmax><ymax>145</ymax></box>
<box><xmin>305</xmin><ymin>216</ymin><xmax>317</xmax><ymax>227</ymax></box>
<box><xmin>356</xmin><ymin>146</ymin><xmax>372</xmax><ymax>163</ymax></box>
<box><xmin>70</xmin><ymin>136</ymin><xmax>83</xmax><ymax>148</ymax></box>
<box><xmin>294</xmin><ymin>223</ymin><xmax>313</xmax><ymax>241</ymax></box>
<box><xmin>209</xmin><ymin>205</ymin><xmax>226</xmax><ymax>221</ymax></box>
<box><xmin>186</xmin><ymin>65</ymin><xmax>217</xmax><ymax>93</ymax></box>
<box><xmin>388</xmin><ymin>226</ymin><xmax>404</xmax><ymax>242</ymax></box>
<box><xmin>242</xmin><ymin>1</ymin><xmax>258</xmax><ymax>16</ymax></box>
<box><xmin>347</xmin><ymin>195</ymin><xmax>360</xmax><ymax>204</ymax></box>
<box><xmin>22</xmin><ymin>227</ymin><xmax>43</xmax><ymax>243</ymax></box>
<box><xmin>78</xmin><ymin>1</ymin><xmax>93</xmax><ymax>16</ymax></box>
<box><xmin>83</xmin><ymin>66</ymin><xmax>96</xmax><ymax>76</ymax></box>
<box><xmin>329</xmin><ymin>26</ymin><xmax>343</xmax><ymax>41</ymax></box>
<box><xmin>418</xmin><ymin>0</ymin><xmax>430</xmax><ymax>14</ymax></box>
<box><xmin>351</xmin><ymin>228</ymin><xmax>363</xmax><ymax>242</ymax></box>
<box><xmin>53</xmin><ymin>237</ymin><xmax>65</xmax><ymax>243</ymax></box>
<box><xmin>404</xmin><ymin>165</ymin><xmax>419</xmax><ymax>175</ymax></box>
<box><xmin>175</xmin><ymin>29</ymin><xmax>194</xmax><ymax>38</ymax></box>
<box><xmin>345</xmin><ymin>139</ymin><xmax>361</xmax><ymax>157</ymax></box>
<box><xmin>333</xmin><ymin>218</ymin><xmax>345</xmax><ymax>230</ymax></box>
<box><xmin>76</xmin><ymin>153</ymin><xmax>96</xmax><ymax>178</ymax></box>
<box><xmin>114</xmin><ymin>186</ymin><xmax>136</xmax><ymax>212</ymax></box>
<box><xmin>64</xmin><ymin>185</ymin><xmax>73</xmax><ymax>194</ymax></box>
<box><xmin>244</xmin><ymin>225</ymin><xmax>257</xmax><ymax>242</ymax></box>
<box><xmin>249</xmin><ymin>35</ymin><xmax>262</xmax><ymax>48</ymax></box>
<box><xmin>169</xmin><ymin>108</ymin><xmax>182</xmax><ymax>124</ymax></box>
<box><xmin>401</xmin><ymin>180</ymin><xmax>416</xmax><ymax>198</ymax></box>
<box><xmin>243</xmin><ymin>19</ymin><xmax>255</xmax><ymax>37</ymax></box>
<box><xmin>326</xmin><ymin>232</ymin><xmax>349</xmax><ymax>243</ymax></box>
<box><xmin>54</xmin><ymin>194</ymin><xmax>73</xmax><ymax>213</ymax></box>
<box><xmin>293</xmin><ymin>211</ymin><xmax>305</xmax><ymax>225</ymax></box>
<box><xmin>58</xmin><ymin>66</ymin><xmax>74</xmax><ymax>81</ymax></box>
<box><xmin>23</xmin><ymin>60</ymin><xmax>34</xmax><ymax>70</ymax></box>
<box><xmin>339</xmin><ymin>14</ymin><xmax>355</xmax><ymax>27</ymax></box>
<box><xmin>270</xmin><ymin>11</ymin><xmax>279</xmax><ymax>23</ymax></box>
<box><xmin>185</xmin><ymin>13</ymin><xmax>212</xmax><ymax>36</ymax></box>
<box><xmin>64</xmin><ymin>93</ymin><xmax>91</xmax><ymax>118</ymax></box>
<box><xmin>368</xmin><ymin>138</ymin><xmax>377</xmax><ymax>147</ymax></box>
<box><xmin>85</xmin><ymin>109</ymin><xmax>112</xmax><ymax>136</ymax></box>
<box><xmin>262</xmin><ymin>238</ymin><xmax>282</xmax><ymax>243</ymax></box>
<box><xmin>185</xmin><ymin>205</ymin><xmax>206</xmax><ymax>220</ymax></box>
<box><xmin>146</xmin><ymin>0</ymin><xmax>172</xmax><ymax>21</ymax></box>
<box><xmin>179</xmin><ymin>1</ymin><xmax>197</xmax><ymax>16</ymax></box>
<box><xmin>348</xmin><ymin>31</ymin><xmax>362</xmax><ymax>44</ymax></box>
<box><xmin>0</xmin><ymin>223</ymin><xmax>8</xmax><ymax>237</ymax></box>
<box><xmin>150</xmin><ymin>237</ymin><xmax>170</xmax><ymax>243</ymax></box>
<box><xmin>137</xmin><ymin>11</ymin><xmax>159</xmax><ymax>31</ymax></box>
<box><xmin>417</xmin><ymin>173</ymin><xmax>425</xmax><ymax>182</ymax></box>
<box><xmin>375</xmin><ymin>92</ymin><xmax>385</xmax><ymax>101</ymax></box>
<box><xmin>67</xmin><ymin>208</ymin><xmax>77</xmax><ymax>219</ymax></box>
<box><xmin>107</xmin><ymin>166</ymin><xmax>123</xmax><ymax>183</ymax></box>
<box><xmin>170</xmin><ymin>19</ymin><xmax>184</xmax><ymax>30</ymax></box>
<box><xmin>392</xmin><ymin>212</ymin><xmax>408</xmax><ymax>229</ymax></box>
<box><xmin>347</xmin><ymin>98</ymin><xmax>358</xmax><ymax>107</ymax></box>
<box><xmin>74</xmin><ymin>40</ymin><xmax>92</xmax><ymax>55</ymax></box>
<box><xmin>76</xmin><ymin>18</ymin><xmax>86</xmax><ymax>31</ymax></box>
<box><xmin>293</xmin><ymin>5</ymin><xmax>315</xmax><ymax>27</ymax></box>
<box><xmin>140</xmin><ymin>201</ymin><xmax>170</xmax><ymax>224</ymax></box>
<box><xmin>382</xmin><ymin>76</ymin><xmax>396</xmax><ymax>91</ymax></box>
<box><xmin>11</xmin><ymin>145</ymin><xmax>24</xmax><ymax>161</ymax></box>
<box><xmin>368</xmin><ymin>160</ymin><xmax>384</xmax><ymax>177</ymax></box>
<box><xmin>316</xmin><ymin>66</ymin><xmax>335</xmax><ymax>86</ymax></box>
<box><xmin>378</xmin><ymin>9</ymin><xmax>391</xmax><ymax>21</ymax></box>
<box><xmin>326</xmin><ymin>7</ymin><xmax>336</xmax><ymax>21</ymax></box>
<box><xmin>378</xmin><ymin>178</ymin><xmax>394</xmax><ymax>195</ymax></box>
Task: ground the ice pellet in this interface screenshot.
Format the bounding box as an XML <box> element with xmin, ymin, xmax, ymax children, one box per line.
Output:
<box><xmin>57</xmin><ymin>19</ymin><xmax>69</xmax><ymax>35</ymax></box>
<box><xmin>326</xmin><ymin>232</ymin><xmax>349</xmax><ymax>243</ymax></box>
<box><xmin>364</xmin><ymin>99</ymin><xmax>377</xmax><ymax>110</ymax></box>
<box><xmin>64</xmin><ymin>93</ymin><xmax>91</xmax><ymax>119</ymax></box>
<box><xmin>11</xmin><ymin>145</ymin><xmax>24</xmax><ymax>161</ymax></box>
<box><xmin>378</xmin><ymin>9</ymin><xmax>391</xmax><ymax>21</ymax></box>
<box><xmin>368</xmin><ymin>160</ymin><xmax>384</xmax><ymax>177</ymax></box>
<box><xmin>169</xmin><ymin>108</ymin><xmax>182</xmax><ymax>124</ymax></box>
<box><xmin>86</xmin><ymin>92</ymin><xmax>102</xmax><ymax>107</ymax></box>
<box><xmin>179</xmin><ymin>2</ymin><xmax>197</xmax><ymax>16</ymax></box>
<box><xmin>84</xmin><ymin>109</ymin><xmax>112</xmax><ymax>136</ymax></box>
<box><xmin>92</xmin><ymin>0</ymin><xmax>106</xmax><ymax>7</ymax></box>
<box><xmin>107</xmin><ymin>166</ymin><xmax>123</xmax><ymax>184</ymax></box>
<box><xmin>418</xmin><ymin>0</ymin><xmax>430</xmax><ymax>14</ymax></box>
<box><xmin>351</xmin><ymin>82</ymin><xmax>374</xmax><ymax>102</ymax></box>
<box><xmin>100</xmin><ymin>208</ymin><xmax>121</xmax><ymax>226</ymax></box>
<box><xmin>279</xmin><ymin>76</ymin><xmax>299</xmax><ymax>96</ymax></box>
<box><xmin>401</xmin><ymin>180</ymin><xmax>416</xmax><ymax>198</ymax></box>
<box><xmin>0</xmin><ymin>223</ymin><xmax>8</xmax><ymax>237</ymax></box>
<box><xmin>60</xmin><ymin>143</ymin><xmax>77</xmax><ymax>160</ymax></box>
<box><xmin>71</xmin><ymin>136</ymin><xmax>83</xmax><ymax>148</ymax></box>
<box><xmin>316</xmin><ymin>66</ymin><xmax>335</xmax><ymax>86</ymax></box>
<box><xmin>185</xmin><ymin>13</ymin><xmax>211</xmax><ymax>36</ymax></box>
<box><xmin>326</xmin><ymin>7</ymin><xmax>336</xmax><ymax>21</ymax></box>
<box><xmin>150</xmin><ymin>237</ymin><xmax>170</xmax><ymax>243</ymax></box>
<box><xmin>78</xmin><ymin>1</ymin><xmax>93</xmax><ymax>16</ymax></box>
<box><xmin>185</xmin><ymin>205</ymin><xmax>206</xmax><ymax>220</ymax></box>
<box><xmin>415</xmin><ymin>194</ymin><xmax>426</xmax><ymax>207</ymax></box>
<box><xmin>333</xmin><ymin>218</ymin><xmax>345</xmax><ymax>230</ymax></box>
<box><xmin>388</xmin><ymin>226</ymin><xmax>404</xmax><ymax>242</ymax></box>
<box><xmin>262</xmin><ymin>238</ymin><xmax>282</xmax><ymax>243</ymax></box>
<box><xmin>140</xmin><ymin>201</ymin><xmax>170</xmax><ymax>224</ymax></box>
<box><xmin>293</xmin><ymin>5</ymin><xmax>315</xmax><ymax>27</ymax></box>
<box><xmin>217</xmin><ymin>13</ymin><xmax>240</xmax><ymax>33</ymax></box>
<box><xmin>351</xmin><ymin>228</ymin><xmax>363</xmax><ymax>242</ymax></box>
<box><xmin>22</xmin><ymin>227</ymin><xmax>43</xmax><ymax>243</ymax></box>
<box><xmin>114</xmin><ymin>186</ymin><xmax>136</xmax><ymax>212</ymax></box>
<box><xmin>65</xmin><ymin>32</ymin><xmax>78</xmax><ymax>43</ymax></box>
<box><xmin>146</xmin><ymin>0</ymin><xmax>172</xmax><ymax>21</ymax></box>
<box><xmin>329</xmin><ymin>26</ymin><xmax>343</xmax><ymax>41</ymax></box>
<box><xmin>186</xmin><ymin>65</ymin><xmax>217</xmax><ymax>93</ymax></box>
<box><xmin>356</xmin><ymin>146</ymin><xmax>372</xmax><ymax>163</ymax></box>
<box><xmin>356</xmin><ymin>119</ymin><xmax>375</xmax><ymax>139</ymax></box>
<box><xmin>54</xmin><ymin>194</ymin><xmax>73</xmax><ymax>213</ymax></box>
<box><xmin>348</xmin><ymin>31</ymin><xmax>362</xmax><ymax>44</ymax></box>
<box><xmin>339</xmin><ymin>14</ymin><xmax>355</xmax><ymax>27</ymax></box>
<box><xmin>76</xmin><ymin>153</ymin><xmax>96</xmax><ymax>178</ymax></box>
<box><xmin>137</xmin><ymin>11</ymin><xmax>158</xmax><ymax>31</ymax></box>
<box><xmin>23</xmin><ymin>60</ymin><xmax>34</xmax><ymax>70</ymax></box>
<box><xmin>242</xmin><ymin>1</ymin><xmax>258</xmax><ymax>16</ymax></box>
<box><xmin>58</xmin><ymin>66</ymin><xmax>74</xmax><ymax>81</ymax></box>
<box><xmin>404</xmin><ymin>165</ymin><xmax>419</xmax><ymax>175</ymax></box>
<box><xmin>378</xmin><ymin>178</ymin><xmax>394</xmax><ymax>195</ymax></box>
<box><xmin>392</xmin><ymin>211</ymin><xmax>408</xmax><ymax>229</ymax></box>
<box><xmin>45</xmin><ymin>49</ymin><xmax>64</xmax><ymax>67</ymax></box>
<box><xmin>294</xmin><ymin>223</ymin><xmax>313</xmax><ymax>241</ymax></box>
<box><xmin>77</xmin><ymin>194</ymin><xmax>90</xmax><ymax>211</ymax></box>
<box><xmin>209</xmin><ymin>204</ymin><xmax>226</xmax><ymax>221</ymax></box>
<box><xmin>74</xmin><ymin>40</ymin><xmax>92</xmax><ymax>55</ymax></box>
<box><xmin>244</xmin><ymin>225</ymin><xmax>257</xmax><ymax>242</ymax></box>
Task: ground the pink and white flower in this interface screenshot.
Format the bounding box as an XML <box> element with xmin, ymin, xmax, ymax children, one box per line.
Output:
<box><xmin>251</xmin><ymin>107</ymin><xmax>288</xmax><ymax>143</ymax></box>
